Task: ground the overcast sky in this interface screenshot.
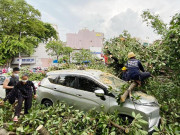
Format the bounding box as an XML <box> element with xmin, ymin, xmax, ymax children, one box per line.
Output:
<box><xmin>26</xmin><ymin>0</ymin><xmax>180</xmax><ymax>43</ymax></box>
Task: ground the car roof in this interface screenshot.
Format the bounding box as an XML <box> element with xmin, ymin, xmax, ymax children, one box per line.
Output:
<box><xmin>47</xmin><ymin>69</ymin><xmax>104</xmax><ymax>79</ymax></box>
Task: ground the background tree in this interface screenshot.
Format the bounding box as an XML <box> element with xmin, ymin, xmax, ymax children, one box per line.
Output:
<box><xmin>142</xmin><ymin>10</ymin><xmax>180</xmax><ymax>78</ymax></box>
<box><xmin>73</xmin><ymin>49</ymin><xmax>96</xmax><ymax>64</ymax></box>
<box><xmin>46</xmin><ymin>40</ymin><xmax>73</xmax><ymax>63</ymax></box>
<box><xmin>0</xmin><ymin>0</ymin><xmax>58</xmax><ymax>65</ymax></box>
<box><xmin>62</xmin><ymin>46</ymin><xmax>73</xmax><ymax>63</ymax></box>
<box><xmin>141</xmin><ymin>10</ymin><xmax>167</xmax><ymax>36</ymax></box>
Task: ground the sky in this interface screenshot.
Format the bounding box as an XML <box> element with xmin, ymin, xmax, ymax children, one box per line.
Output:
<box><xmin>26</xmin><ymin>0</ymin><xmax>180</xmax><ymax>43</ymax></box>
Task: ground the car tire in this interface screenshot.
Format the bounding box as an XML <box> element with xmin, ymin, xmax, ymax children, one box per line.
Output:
<box><xmin>42</xmin><ymin>99</ymin><xmax>53</xmax><ymax>107</ymax></box>
<box><xmin>119</xmin><ymin>114</ymin><xmax>134</xmax><ymax>124</ymax></box>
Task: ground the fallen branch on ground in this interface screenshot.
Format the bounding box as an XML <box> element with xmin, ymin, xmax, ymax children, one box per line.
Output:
<box><xmin>36</xmin><ymin>125</ymin><xmax>50</xmax><ymax>135</ymax></box>
<box><xmin>109</xmin><ymin>120</ymin><xmax>129</xmax><ymax>133</ymax></box>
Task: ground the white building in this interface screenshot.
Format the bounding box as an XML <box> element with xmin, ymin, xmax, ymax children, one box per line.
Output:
<box><xmin>11</xmin><ymin>24</ymin><xmax>59</xmax><ymax>69</ymax></box>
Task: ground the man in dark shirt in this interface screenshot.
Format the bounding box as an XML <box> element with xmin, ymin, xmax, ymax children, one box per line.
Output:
<box><xmin>127</xmin><ymin>52</ymin><xmax>151</xmax><ymax>85</ymax></box>
<box><xmin>3</xmin><ymin>74</ymin><xmax>36</xmax><ymax>122</ymax></box>
<box><xmin>3</xmin><ymin>67</ymin><xmax>19</xmax><ymax>104</ymax></box>
<box><xmin>3</xmin><ymin>67</ymin><xmax>19</xmax><ymax>97</ymax></box>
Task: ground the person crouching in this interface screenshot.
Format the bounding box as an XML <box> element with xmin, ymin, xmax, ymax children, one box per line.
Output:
<box><xmin>3</xmin><ymin>74</ymin><xmax>37</xmax><ymax>122</ymax></box>
<box><xmin>127</xmin><ymin>52</ymin><xmax>151</xmax><ymax>85</ymax></box>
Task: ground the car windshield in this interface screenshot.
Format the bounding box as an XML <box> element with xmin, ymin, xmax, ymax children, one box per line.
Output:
<box><xmin>98</xmin><ymin>73</ymin><xmax>125</xmax><ymax>91</ymax></box>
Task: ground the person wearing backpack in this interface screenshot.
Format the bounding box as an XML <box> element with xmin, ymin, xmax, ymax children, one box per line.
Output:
<box><xmin>3</xmin><ymin>67</ymin><xmax>20</xmax><ymax>104</ymax></box>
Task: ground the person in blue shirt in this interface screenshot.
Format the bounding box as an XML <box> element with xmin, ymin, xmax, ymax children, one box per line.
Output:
<box><xmin>127</xmin><ymin>52</ymin><xmax>151</xmax><ymax>85</ymax></box>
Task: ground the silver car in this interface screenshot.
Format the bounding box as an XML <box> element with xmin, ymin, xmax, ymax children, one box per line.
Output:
<box><xmin>37</xmin><ymin>69</ymin><xmax>161</xmax><ymax>132</ymax></box>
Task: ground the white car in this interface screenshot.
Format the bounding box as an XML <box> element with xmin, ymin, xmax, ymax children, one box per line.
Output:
<box><xmin>0</xmin><ymin>75</ymin><xmax>8</xmax><ymax>98</ymax></box>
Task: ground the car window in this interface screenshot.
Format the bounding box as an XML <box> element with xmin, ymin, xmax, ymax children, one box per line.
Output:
<box><xmin>77</xmin><ymin>77</ymin><xmax>100</xmax><ymax>92</ymax></box>
<box><xmin>49</xmin><ymin>75</ymin><xmax>76</xmax><ymax>88</ymax></box>
<box><xmin>0</xmin><ymin>76</ymin><xmax>6</xmax><ymax>85</ymax></box>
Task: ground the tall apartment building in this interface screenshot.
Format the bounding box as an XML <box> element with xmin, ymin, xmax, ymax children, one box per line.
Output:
<box><xmin>66</xmin><ymin>29</ymin><xmax>104</xmax><ymax>59</ymax></box>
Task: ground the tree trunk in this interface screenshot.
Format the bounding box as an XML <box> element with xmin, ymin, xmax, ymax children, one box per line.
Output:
<box><xmin>57</xmin><ymin>55</ymin><xmax>59</xmax><ymax>69</ymax></box>
<box><xmin>36</xmin><ymin>125</ymin><xmax>50</xmax><ymax>135</ymax></box>
<box><xmin>69</xmin><ymin>52</ymin><xmax>71</xmax><ymax>64</ymax></box>
<box><xmin>121</xmin><ymin>82</ymin><xmax>137</xmax><ymax>102</ymax></box>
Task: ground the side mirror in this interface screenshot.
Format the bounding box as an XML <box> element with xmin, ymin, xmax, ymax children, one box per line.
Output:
<box><xmin>94</xmin><ymin>89</ymin><xmax>104</xmax><ymax>97</ymax></box>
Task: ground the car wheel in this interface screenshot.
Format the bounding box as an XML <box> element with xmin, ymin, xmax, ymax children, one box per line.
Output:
<box><xmin>119</xmin><ymin>114</ymin><xmax>134</xmax><ymax>124</ymax></box>
<box><xmin>42</xmin><ymin>99</ymin><xmax>53</xmax><ymax>107</ymax></box>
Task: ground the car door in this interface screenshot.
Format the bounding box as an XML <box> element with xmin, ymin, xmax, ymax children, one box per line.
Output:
<box><xmin>51</xmin><ymin>74</ymin><xmax>89</xmax><ymax>108</ymax></box>
<box><xmin>75</xmin><ymin>76</ymin><xmax>110</xmax><ymax>112</ymax></box>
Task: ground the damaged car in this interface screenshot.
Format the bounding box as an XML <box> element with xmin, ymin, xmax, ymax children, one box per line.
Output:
<box><xmin>36</xmin><ymin>69</ymin><xmax>161</xmax><ymax>133</ymax></box>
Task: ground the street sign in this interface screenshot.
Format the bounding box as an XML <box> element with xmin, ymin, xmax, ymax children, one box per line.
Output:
<box><xmin>12</xmin><ymin>57</ymin><xmax>36</xmax><ymax>64</ymax></box>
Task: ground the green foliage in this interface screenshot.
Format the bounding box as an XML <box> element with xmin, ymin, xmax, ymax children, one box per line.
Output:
<box><xmin>19</xmin><ymin>66</ymin><xmax>45</xmax><ymax>81</ymax></box>
<box><xmin>103</xmin><ymin>11</ymin><xmax>180</xmax><ymax>135</ymax></box>
<box><xmin>72</xmin><ymin>49</ymin><xmax>96</xmax><ymax>64</ymax></box>
<box><xmin>104</xmin><ymin>31</ymin><xmax>167</xmax><ymax>76</ymax></box>
<box><xmin>142</xmin><ymin>11</ymin><xmax>180</xmax><ymax>79</ymax></box>
<box><xmin>163</xmin><ymin>13</ymin><xmax>180</xmax><ymax>73</ymax></box>
<box><xmin>153</xmin><ymin>119</ymin><xmax>180</xmax><ymax>135</ymax></box>
<box><xmin>0</xmin><ymin>100</ymin><xmax>149</xmax><ymax>135</ymax></box>
<box><xmin>104</xmin><ymin>31</ymin><xmax>144</xmax><ymax>64</ymax></box>
<box><xmin>0</xmin><ymin>35</ymin><xmax>38</xmax><ymax>65</ymax></box>
<box><xmin>141</xmin><ymin>10</ymin><xmax>167</xmax><ymax>35</ymax></box>
<box><xmin>135</xmin><ymin>76</ymin><xmax>180</xmax><ymax>135</ymax></box>
<box><xmin>58</xmin><ymin>55</ymin><xmax>70</xmax><ymax>64</ymax></box>
<box><xmin>130</xmin><ymin>112</ymin><xmax>148</xmax><ymax>135</ymax></box>
<box><xmin>0</xmin><ymin>0</ymin><xmax>58</xmax><ymax>65</ymax></box>
<box><xmin>46</xmin><ymin>40</ymin><xmax>73</xmax><ymax>61</ymax></box>
<box><xmin>43</xmin><ymin>23</ymin><xmax>58</xmax><ymax>41</ymax></box>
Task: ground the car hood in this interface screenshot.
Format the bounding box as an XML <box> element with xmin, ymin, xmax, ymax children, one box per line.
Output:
<box><xmin>131</xmin><ymin>91</ymin><xmax>159</xmax><ymax>106</ymax></box>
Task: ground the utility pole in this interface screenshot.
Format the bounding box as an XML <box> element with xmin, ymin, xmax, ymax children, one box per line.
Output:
<box><xmin>19</xmin><ymin>32</ymin><xmax>22</xmax><ymax>69</ymax></box>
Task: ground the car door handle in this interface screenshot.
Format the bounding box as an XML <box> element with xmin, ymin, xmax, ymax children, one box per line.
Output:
<box><xmin>76</xmin><ymin>94</ymin><xmax>82</xmax><ymax>97</ymax></box>
<box><xmin>53</xmin><ymin>88</ymin><xmax>57</xmax><ymax>90</ymax></box>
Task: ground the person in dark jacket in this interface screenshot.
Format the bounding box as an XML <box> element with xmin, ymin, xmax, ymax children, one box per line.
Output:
<box><xmin>2</xmin><ymin>74</ymin><xmax>37</xmax><ymax>122</ymax></box>
<box><xmin>127</xmin><ymin>52</ymin><xmax>151</xmax><ymax>85</ymax></box>
<box><xmin>3</xmin><ymin>67</ymin><xmax>20</xmax><ymax>104</ymax></box>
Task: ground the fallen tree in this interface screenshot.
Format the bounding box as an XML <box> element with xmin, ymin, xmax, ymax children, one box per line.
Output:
<box><xmin>120</xmin><ymin>82</ymin><xmax>137</xmax><ymax>102</ymax></box>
